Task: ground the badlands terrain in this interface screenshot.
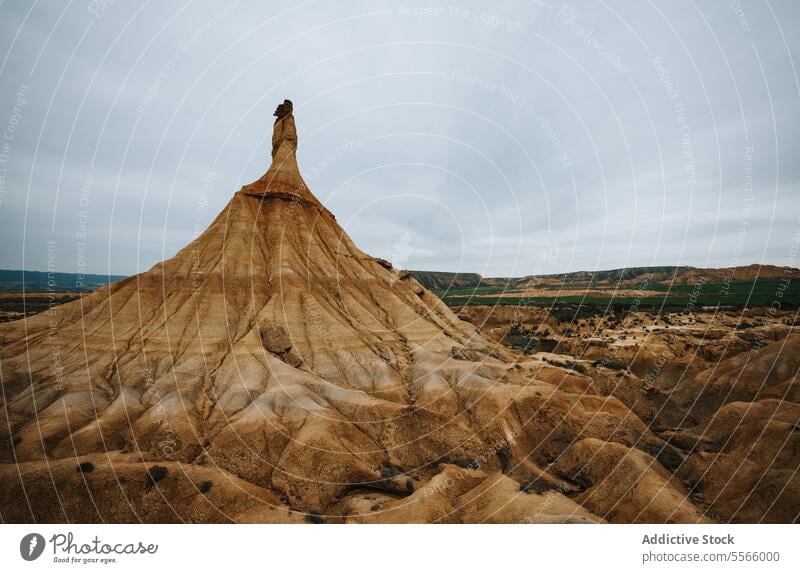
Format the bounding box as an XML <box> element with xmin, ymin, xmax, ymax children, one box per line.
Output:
<box><xmin>0</xmin><ymin>103</ymin><xmax>798</xmax><ymax>523</ymax></box>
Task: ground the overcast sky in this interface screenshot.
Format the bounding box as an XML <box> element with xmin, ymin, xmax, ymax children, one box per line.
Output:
<box><xmin>0</xmin><ymin>0</ymin><xmax>798</xmax><ymax>278</ymax></box>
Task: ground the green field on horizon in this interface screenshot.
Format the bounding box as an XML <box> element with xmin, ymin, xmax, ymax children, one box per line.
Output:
<box><xmin>435</xmin><ymin>279</ymin><xmax>799</xmax><ymax>310</ymax></box>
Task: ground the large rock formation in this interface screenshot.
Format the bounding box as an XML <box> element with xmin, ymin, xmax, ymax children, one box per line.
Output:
<box><xmin>0</xmin><ymin>103</ymin><xmax>795</xmax><ymax>523</ymax></box>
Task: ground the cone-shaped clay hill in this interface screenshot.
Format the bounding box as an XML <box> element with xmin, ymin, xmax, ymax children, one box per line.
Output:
<box><xmin>1</xmin><ymin>102</ymin><xmax>797</xmax><ymax>523</ymax></box>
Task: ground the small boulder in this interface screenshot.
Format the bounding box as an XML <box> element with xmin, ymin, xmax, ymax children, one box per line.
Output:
<box><xmin>283</xmin><ymin>350</ymin><xmax>303</xmax><ymax>368</ymax></box>
<box><xmin>260</xmin><ymin>325</ymin><xmax>292</xmax><ymax>354</ymax></box>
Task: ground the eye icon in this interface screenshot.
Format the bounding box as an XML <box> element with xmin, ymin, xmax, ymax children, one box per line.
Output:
<box><xmin>20</xmin><ymin>533</ymin><xmax>45</xmax><ymax>561</ymax></box>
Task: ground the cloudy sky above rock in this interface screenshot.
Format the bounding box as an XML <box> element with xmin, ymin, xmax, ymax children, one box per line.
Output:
<box><xmin>0</xmin><ymin>0</ymin><xmax>798</xmax><ymax>277</ymax></box>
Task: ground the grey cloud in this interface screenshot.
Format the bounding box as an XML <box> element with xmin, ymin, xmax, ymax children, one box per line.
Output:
<box><xmin>0</xmin><ymin>0</ymin><xmax>798</xmax><ymax>277</ymax></box>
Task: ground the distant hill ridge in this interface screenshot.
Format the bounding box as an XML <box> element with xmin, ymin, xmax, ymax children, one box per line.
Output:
<box><xmin>401</xmin><ymin>270</ymin><xmax>484</xmax><ymax>290</ymax></box>
<box><xmin>0</xmin><ymin>269</ymin><xmax>127</xmax><ymax>292</ymax></box>
<box><xmin>3</xmin><ymin>263</ymin><xmax>796</xmax><ymax>294</ymax></box>
<box><xmin>409</xmin><ymin>264</ymin><xmax>799</xmax><ymax>291</ymax></box>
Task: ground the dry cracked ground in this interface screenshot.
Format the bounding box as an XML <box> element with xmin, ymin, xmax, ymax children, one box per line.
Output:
<box><xmin>1</xmin><ymin>107</ymin><xmax>797</xmax><ymax>523</ymax></box>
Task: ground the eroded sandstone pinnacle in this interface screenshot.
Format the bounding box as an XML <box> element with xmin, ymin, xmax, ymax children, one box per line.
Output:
<box><xmin>239</xmin><ymin>98</ymin><xmax>318</xmax><ymax>205</ymax></box>
<box><xmin>271</xmin><ymin>98</ymin><xmax>296</xmax><ymax>158</ymax></box>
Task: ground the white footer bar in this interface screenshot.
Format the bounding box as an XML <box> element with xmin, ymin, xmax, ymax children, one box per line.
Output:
<box><xmin>1</xmin><ymin>524</ymin><xmax>797</xmax><ymax>572</ymax></box>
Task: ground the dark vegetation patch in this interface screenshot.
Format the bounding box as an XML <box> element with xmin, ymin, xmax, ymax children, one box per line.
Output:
<box><xmin>305</xmin><ymin>511</ymin><xmax>326</xmax><ymax>524</ymax></box>
<box><xmin>0</xmin><ymin>294</ymin><xmax>82</xmax><ymax>323</ymax></box>
<box><xmin>543</xmin><ymin>357</ymin><xmax>587</xmax><ymax>374</ymax></box>
<box><xmin>76</xmin><ymin>461</ymin><xmax>95</xmax><ymax>473</ymax></box>
<box><xmin>378</xmin><ymin>464</ymin><xmax>402</xmax><ymax>479</ymax></box>
<box><xmin>641</xmin><ymin>442</ymin><xmax>685</xmax><ymax>471</ymax></box>
<box><xmin>592</xmin><ymin>357</ymin><xmax>627</xmax><ymax>370</ymax></box>
<box><xmin>520</xmin><ymin>476</ymin><xmax>569</xmax><ymax>495</ymax></box>
<box><xmin>552</xmin><ymin>469</ymin><xmax>593</xmax><ymax>491</ymax></box>
<box><xmin>505</xmin><ymin>325</ymin><xmax>559</xmax><ymax>354</ymax></box>
<box><xmin>450</xmin><ymin>457</ymin><xmax>479</xmax><ymax>470</ymax></box>
<box><xmin>496</xmin><ymin>447</ymin><xmax>510</xmax><ymax>472</ymax></box>
<box><xmin>146</xmin><ymin>465</ymin><xmax>168</xmax><ymax>487</ymax></box>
